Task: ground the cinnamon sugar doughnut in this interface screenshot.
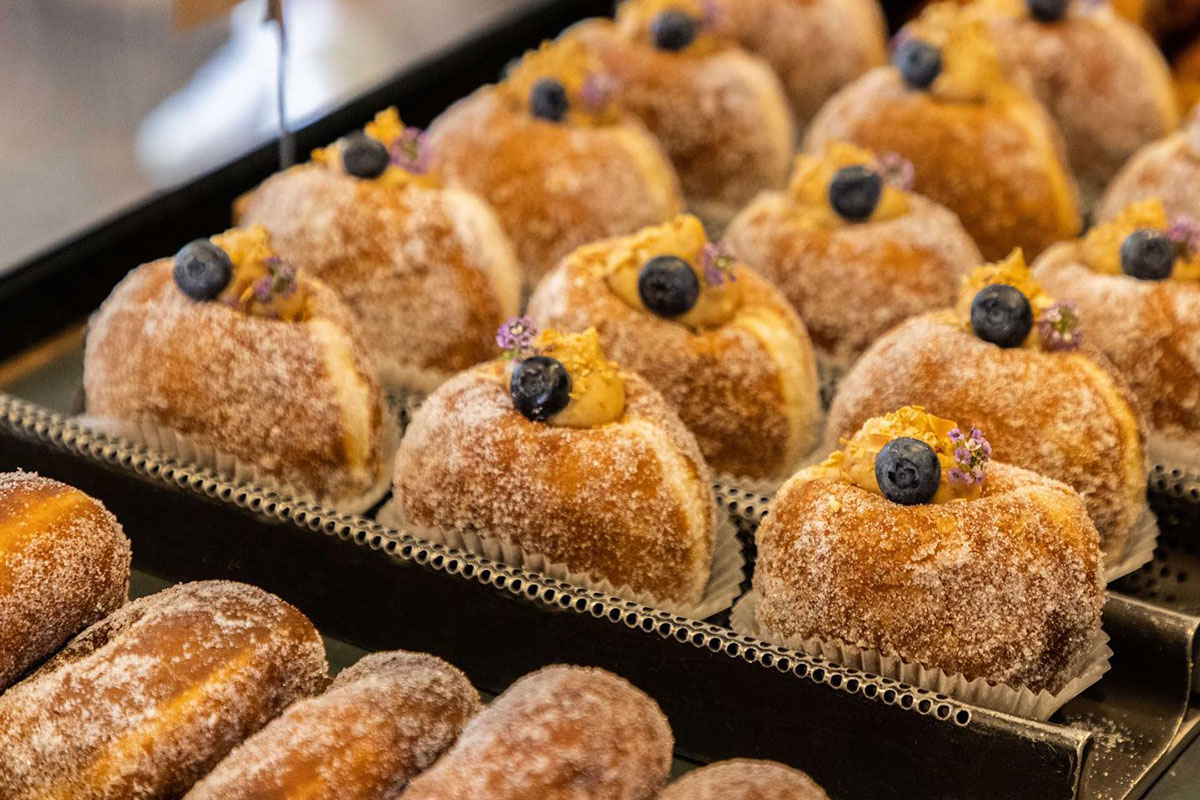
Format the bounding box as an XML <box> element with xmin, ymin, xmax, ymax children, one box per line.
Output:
<box><xmin>723</xmin><ymin>145</ymin><xmax>981</xmax><ymax>369</ymax></box>
<box><xmin>426</xmin><ymin>41</ymin><xmax>682</xmax><ymax>282</ymax></box>
<box><xmin>84</xmin><ymin>231</ymin><xmax>392</xmax><ymax>508</ymax></box>
<box><xmin>528</xmin><ymin>215</ymin><xmax>821</xmax><ymax>480</ymax></box>
<box><xmin>714</xmin><ymin>0</ymin><xmax>888</xmax><ymax>127</ymax></box>
<box><xmin>236</xmin><ymin>110</ymin><xmax>520</xmax><ymax>394</ymax></box>
<box><xmin>0</xmin><ymin>472</ymin><xmax>130</xmax><ymax>690</ymax></box>
<box><xmin>755</xmin><ymin>458</ymin><xmax>1104</xmax><ymax>691</ymax></box>
<box><xmin>826</xmin><ymin>311</ymin><xmax>1147</xmax><ymax>567</ymax></box>
<box><xmin>400</xmin><ymin>665</ymin><xmax>673</xmax><ymax>800</ymax></box>
<box><xmin>568</xmin><ymin>2</ymin><xmax>796</xmax><ymax>230</ymax></box>
<box><xmin>661</xmin><ymin>760</ymin><xmax>829</xmax><ymax>800</ymax></box>
<box><xmin>805</xmin><ymin>7</ymin><xmax>1080</xmax><ymax>260</ymax></box>
<box><xmin>392</xmin><ymin>355</ymin><xmax>716</xmax><ymax>606</ymax></box>
<box><xmin>1098</xmin><ymin>126</ymin><xmax>1200</xmax><ymax>224</ymax></box>
<box><xmin>186</xmin><ymin>651</ymin><xmax>480</xmax><ymax>800</ymax></box>
<box><xmin>972</xmin><ymin>0</ymin><xmax>1178</xmax><ymax>207</ymax></box>
<box><xmin>0</xmin><ymin>581</ymin><xmax>328</xmax><ymax>800</ymax></box>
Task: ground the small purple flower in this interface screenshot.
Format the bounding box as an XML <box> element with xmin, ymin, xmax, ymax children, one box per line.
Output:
<box><xmin>252</xmin><ymin>275</ymin><xmax>274</xmax><ymax>303</ymax></box>
<box><xmin>701</xmin><ymin>242</ymin><xmax>737</xmax><ymax>286</ymax></box>
<box><xmin>390</xmin><ymin>127</ymin><xmax>432</xmax><ymax>175</ymax></box>
<box><xmin>580</xmin><ymin>73</ymin><xmax>615</xmax><ymax>113</ymax></box>
<box><xmin>948</xmin><ymin>426</ymin><xmax>990</xmax><ymax>487</ymax></box>
<box><xmin>701</xmin><ymin>0</ymin><xmax>723</xmax><ymax>29</ymax></box>
<box><xmin>1038</xmin><ymin>301</ymin><xmax>1083</xmax><ymax>352</ymax></box>
<box><xmin>497</xmin><ymin>316</ymin><xmax>537</xmax><ymax>359</ymax></box>
<box><xmin>878</xmin><ymin>152</ymin><xmax>914</xmax><ymax>192</ymax></box>
<box><xmin>1168</xmin><ymin>215</ymin><xmax>1200</xmax><ymax>257</ymax></box>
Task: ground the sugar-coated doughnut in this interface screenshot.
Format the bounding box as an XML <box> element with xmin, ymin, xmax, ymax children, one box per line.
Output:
<box><xmin>661</xmin><ymin>759</ymin><xmax>830</xmax><ymax>800</ymax></box>
<box><xmin>0</xmin><ymin>581</ymin><xmax>328</xmax><ymax>799</ymax></box>
<box><xmin>186</xmin><ymin>650</ymin><xmax>480</xmax><ymax>800</ymax></box>
<box><xmin>0</xmin><ymin>472</ymin><xmax>130</xmax><ymax>690</ymax></box>
<box><xmin>401</xmin><ymin>665</ymin><xmax>673</xmax><ymax>800</ymax></box>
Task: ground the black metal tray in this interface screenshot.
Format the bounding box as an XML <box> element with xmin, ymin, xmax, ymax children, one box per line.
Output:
<box><xmin>3</xmin><ymin>1</ymin><xmax>1200</xmax><ymax>797</ymax></box>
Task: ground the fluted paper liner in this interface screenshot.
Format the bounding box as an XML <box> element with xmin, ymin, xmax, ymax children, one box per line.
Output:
<box><xmin>377</xmin><ymin>499</ymin><xmax>744</xmax><ymax>620</ymax></box>
<box><xmin>77</xmin><ymin>415</ymin><xmax>398</xmax><ymax>515</ymax></box>
<box><xmin>1105</xmin><ymin>505</ymin><xmax>1159</xmax><ymax>582</ymax></box>
<box><xmin>1149</xmin><ymin>433</ymin><xmax>1200</xmax><ymax>479</ymax></box>
<box><xmin>731</xmin><ymin>591</ymin><xmax>1111</xmax><ymax>721</ymax></box>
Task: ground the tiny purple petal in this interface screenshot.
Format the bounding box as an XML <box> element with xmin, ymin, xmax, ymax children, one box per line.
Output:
<box><xmin>701</xmin><ymin>241</ymin><xmax>737</xmax><ymax>286</ymax></box>
<box><xmin>1038</xmin><ymin>302</ymin><xmax>1083</xmax><ymax>352</ymax></box>
<box><xmin>253</xmin><ymin>276</ymin><xmax>274</xmax><ymax>303</ymax></box>
<box><xmin>949</xmin><ymin>428</ymin><xmax>964</xmax><ymax>442</ymax></box>
<box><xmin>701</xmin><ymin>0</ymin><xmax>723</xmax><ymax>29</ymax></box>
<box><xmin>878</xmin><ymin>152</ymin><xmax>914</xmax><ymax>192</ymax></box>
<box><xmin>497</xmin><ymin>316</ymin><xmax>537</xmax><ymax>355</ymax></box>
<box><xmin>390</xmin><ymin>127</ymin><xmax>432</xmax><ymax>174</ymax></box>
<box><xmin>580</xmin><ymin>73</ymin><xmax>615</xmax><ymax>113</ymax></box>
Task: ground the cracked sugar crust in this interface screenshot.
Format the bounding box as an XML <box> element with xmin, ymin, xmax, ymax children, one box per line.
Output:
<box><xmin>805</xmin><ymin>67</ymin><xmax>1080</xmax><ymax>260</ymax></box>
<box><xmin>185</xmin><ymin>650</ymin><xmax>481</xmax><ymax>800</ymax></box>
<box><xmin>717</xmin><ymin>0</ymin><xmax>887</xmax><ymax>126</ymax></box>
<box><xmin>826</xmin><ymin>313</ymin><xmax>1148</xmax><ymax>567</ymax></box>
<box><xmin>528</xmin><ymin>244</ymin><xmax>821</xmax><ymax>481</ymax></box>
<box><xmin>724</xmin><ymin>190</ymin><xmax>982</xmax><ymax>368</ymax></box>
<box><xmin>0</xmin><ymin>580</ymin><xmax>328</xmax><ymax>800</ymax></box>
<box><xmin>393</xmin><ymin>362</ymin><xmax>716</xmax><ymax>605</ymax></box>
<box><xmin>1034</xmin><ymin>241</ymin><xmax>1200</xmax><ymax>455</ymax></box>
<box><xmin>83</xmin><ymin>258</ymin><xmax>389</xmax><ymax>506</ymax></box>
<box><xmin>237</xmin><ymin>166</ymin><xmax>521</xmax><ymax>393</ymax></box>
<box><xmin>0</xmin><ymin>471</ymin><xmax>131</xmax><ymax>690</ymax></box>
<box><xmin>986</xmin><ymin>10</ymin><xmax>1176</xmax><ymax>207</ymax></box>
<box><xmin>568</xmin><ymin>19</ymin><xmax>796</xmax><ymax>229</ymax></box>
<box><xmin>661</xmin><ymin>759</ymin><xmax>830</xmax><ymax>800</ymax></box>
<box><xmin>401</xmin><ymin>665</ymin><xmax>673</xmax><ymax>800</ymax></box>
<box><xmin>1097</xmin><ymin>134</ymin><xmax>1200</xmax><ymax>224</ymax></box>
<box><xmin>754</xmin><ymin>463</ymin><xmax>1104</xmax><ymax>692</ymax></box>
<box><xmin>427</xmin><ymin>88</ymin><xmax>682</xmax><ymax>281</ymax></box>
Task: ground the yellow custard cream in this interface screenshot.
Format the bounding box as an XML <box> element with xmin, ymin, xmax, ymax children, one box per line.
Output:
<box><xmin>788</xmin><ymin>143</ymin><xmax>911</xmax><ymax>227</ymax></box>
<box><xmin>211</xmin><ymin>226</ymin><xmax>308</xmax><ymax>322</ymax></box>
<box><xmin>804</xmin><ymin>406</ymin><xmax>987</xmax><ymax>503</ymax></box>
<box><xmin>530</xmin><ymin>328</ymin><xmax>626</xmax><ymax>428</ymax></box>
<box><xmin>1082</xmin><ymin>199</ymin><xmax>1200</xmax><ymax>281</ymax></box>
<box><xmin>604</xmin><ymin>215</ymin><xmax>742</xmax><ymax>330</ymax></box>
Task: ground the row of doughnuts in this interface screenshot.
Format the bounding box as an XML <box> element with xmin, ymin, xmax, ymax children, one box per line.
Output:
<box><xmin>0</xmin><ymin>471</ymin><xmax>828</xmax><ymax>799</ymax></box>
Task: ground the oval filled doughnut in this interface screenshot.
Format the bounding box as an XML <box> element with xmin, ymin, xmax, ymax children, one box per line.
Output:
<box><xmin>661</xmin><ymin>759</ymin><xmax>830</xmax><ymax>800</ymax></box>
<box><xmin>0</xmin><ymin>472</ymin><xmax>130</xmax><ymax>690</ymax></box>
<box><xmin>186</xmin><ymin>650</ymin><xmax>480</xmax><ymax>800</ymax></box>
<box><xmin>0</xmin><ymin>581</ymin><xmax>328</xmax><ymax>800</ymax></box>
<box><xmin>400</xmin><ymin>665</ymin><xmax>673</xmax><ymax>800</ymax></box>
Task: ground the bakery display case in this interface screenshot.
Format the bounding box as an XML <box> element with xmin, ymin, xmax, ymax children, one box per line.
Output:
<box><xmin>5</xmin><ymin>0</ymin><xmax>1200</xmax><ymax>798</ymax></box>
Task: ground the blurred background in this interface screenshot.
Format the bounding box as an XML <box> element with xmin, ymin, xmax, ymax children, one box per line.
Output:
<box><xmin>0</xmin><ymin>0</ymin><xmax>530</xmax><ymax>271</ymax></box>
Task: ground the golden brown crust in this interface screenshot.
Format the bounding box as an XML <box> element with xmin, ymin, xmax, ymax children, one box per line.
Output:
<box><xmin>755</xmin><ymin>463</ymin><xmax>1104</xmax><ymax>691</ymax></box>
<box><xmin>0</xmin><ymin>581</ymin><xmax>328</xmax><ymax>800</ymax></box>
<box><xmin>723</xmin><ymin>190</ymin><xmax>981</xmax><ymax>367</ymax></box>
<box><xmin>401</xmin><ymin>665</ymin><xmax>673</xmax><ymax>800</ymax></box>
<box><xmin>804</xmin><ymin>68</ymin><xmax>1081</xmax><ymax>260</ymax></box>
<box><xmin>393</xmin><ymin>362</ymin><xmax>716</xmax><ymax>605</ymax></box>
<box><xmin>984</xmin><ymin>10</ymin><xmax>1178</xmax><ymax>206</ymax></box>
<box><xmin>569</xmin><ymin>20</ymin><xmax>796</xmax><ymax>229</ymax></box>
<box><xmin>718</xmin><ymin>0</ymin><xmax>887</xmax><ymax>125</ymax></box>
<box><xmin>662</xmin><ymin>759</ymin><xmax>829</xmax><ymax>800</ymax></box>
<box><xmin>427</xmin><ymin>89</ymin><xmax>682</xmax><ymax>281</ymax></box>
<box><xmin>528</xmin><ymin>246</ymin><xmax>821</xmax><ymax>480</ymax></box>
<box><xmin>0</xmin><ymin>472</ymin><xmax>130</xmax><ymax>690</ymax></box>
<box><xmin>84</xmin><ymin>259</ymin><xmax>389</xmax><ymax>506</ymax></box>
<box><xmin>236</xmin><ymin>166</ymin><xmax>521</xmax><ymax>393</ymax></box>
<box><xmin>1033</xmin><ymin>241</ymin><xmax>1200</xmax><ymax>455</ymax></box>
<box><xmin>825</xmin><ymin>313</ymin><xmax>1148</xmax><ymax>565</ymax></box>
<box><xmin>1097</xmin><ymin>134</ymin><xmax>1200</xmax><ymax>223</ymax></box>
<box><xmin>185</xmin><ymin>650</ymin><xmax>480</xmax><ymax>800</ymax></box>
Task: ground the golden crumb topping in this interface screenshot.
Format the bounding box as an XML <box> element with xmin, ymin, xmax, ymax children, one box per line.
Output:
<box><xmin>210</xmin><ymin>226</ymin><xmax>308</xmax><ymax>321</ymax></box>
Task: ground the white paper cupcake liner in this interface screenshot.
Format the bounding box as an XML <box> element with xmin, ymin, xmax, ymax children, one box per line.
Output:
<box><xmin>1105</xmin><ymin>504</ymin><xmax>1160</xmax><ymax>583</ymax></box>
<box><xmin>377</xmin><ymin>499</ymin><xmax>744</xmax><ymax>620</ymax></box>
<box><xmin>714</xmin><ymin>472</ymin><xmax>787</xmax><ymax>498</ymax></box>
<box><xmin>1148</xmin><ymin>432</ymin><xmax>1200</xmax><ymax>478</ymax></box>
<box><xmin>730</xmin><ymin>591</ymin><xmax>1111</xmax><ymax>721</ymax></box>
<box><xmin>77</xmin><ymin>415</ymin><xmax>398</xmax><ymax>515</ymax></box>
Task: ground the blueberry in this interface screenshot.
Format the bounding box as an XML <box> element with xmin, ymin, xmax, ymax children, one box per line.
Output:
<box><xmin>340</xmin><ymin>133</ymin><xmax>390</xmax><ymax>179</ymax></box>
<box><xmin>530</xmin><ymin>79</ymin><xmax>570</xmax><ymax>122</ymax></box>
<box><xmin>829</xmin><ymin>165</ymin><xmax>883</xmax><ymax>222</ymax></box>
<box><xmin>173</xmin><ymin>240</ymin><xmax>233</xmax><ymax>302</ymax></box>
<box><xmin>1120</xmin><ymin>229</ymin><xmax>1176</xmax><ymax>281</ymax></box>
<box><xmin>510</xmin><ymin>355</ymin><xmax>572</xmax><ymax>422</ymax></box>
<box><xmin>970</xmin><ymin>284</ymin><xmax>1034</xmax><ymax>348</ymax></box>
<box><xmin>651</xmin><ymin>10</ymin><xmax>699</xmax><ymax>52</ymax></box>
<box><xmin>638</xmin><ymin>255</ymin><xmax>701</xmax><ymax>318</ymax></box>
<box><xmin>893</xmin><ymin>39</ymin><xmax>942</xmax><ymax>90</ymax></box>
<box><xmin>875</xmin><ymin>437</ymin><xmax>941</xmax><ymax>506</ymax></box>
<box><xmin>1027</xmin><ymin>0</ymin><xmax>1068</xmax><ymax>22</ymax></box>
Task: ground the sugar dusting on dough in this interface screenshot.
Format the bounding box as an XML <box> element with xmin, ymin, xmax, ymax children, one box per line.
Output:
<box><xmin>661</xmin><ymin>758</ymin><xmax>830</xmax><ymax>800</ymax></box>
